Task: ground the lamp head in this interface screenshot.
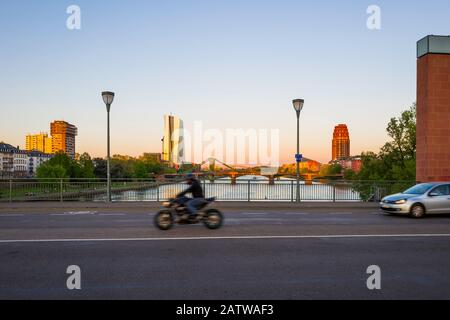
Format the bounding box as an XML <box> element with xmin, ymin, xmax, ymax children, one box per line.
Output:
<box><xmin>292</xmin><ymin>99</ymin><xmax>304</xmax><ymax>113</ymax></box>
<box><xmin>102</xmin><ymin>91</ymin><xmax>115</xmax><ymax>106</ymax></box>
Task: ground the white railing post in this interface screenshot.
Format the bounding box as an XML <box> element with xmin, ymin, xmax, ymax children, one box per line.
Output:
<box><xmin>60</xmin><ymin>179</ymin><xmax>63</xmax><ymax>202</ymax></box>
<box><xmin>156</xmin><ymin>182</ymin><xmax>160</xmax><ymax>202</ymax></box>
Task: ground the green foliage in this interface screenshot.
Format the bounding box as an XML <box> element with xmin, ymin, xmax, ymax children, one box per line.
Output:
<box><xmin>347</xmin><ymin>103</ymin><xmax>417</xmax><ymax>200</ymax></box>
<box><xmin>343</xmin><ymin>169</ymin><xmax>356</xmax><ymax>180</ymax></box>
<box><xmin>78</xmin><ymin>152</ymin><xmax>95</xmax><ymax>178</ymax></box>
<box><xmin>37</xmin><ymin>152</ymin><xmax>80</xmax><ymax>179</ymax></box>
<box><xmin>319</xmin><ymin>164</ymin><xmax>342</xmax><ymax>177</ymax></box>
<box><xmin>354</xmin><ymin>104</ymin><xmax>416</xmax><ymax>182</ymax></box>
<box><xmin>37</xmin><ymin>163</ymin><xmax>68</xmax><ymax>179</ymax></box>
<box><xmin>93</xmin><ymin>158</ymin><xmax>107</xmax><ymax>178</ymax></box>
<box><xmin>91</xmin><ymin>154</ymin><xmax>170</xmax><ymax>179</ymax></box>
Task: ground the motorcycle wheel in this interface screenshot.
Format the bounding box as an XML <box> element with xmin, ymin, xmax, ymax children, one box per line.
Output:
<box><xmin>154</xmin><ymin>210</ymin><xmax>174</xmax><ymax>230</ymax></box>
<box><xmin>203</xmin><ymin>209</ymin><xmax>223</xmax><ymax>230</ymax></box>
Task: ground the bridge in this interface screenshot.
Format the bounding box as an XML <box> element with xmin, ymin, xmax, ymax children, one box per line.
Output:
<box><xmin>197</xmin><ymin>158</ymin><xmax>321</xmax><ymax>185</ymax></box>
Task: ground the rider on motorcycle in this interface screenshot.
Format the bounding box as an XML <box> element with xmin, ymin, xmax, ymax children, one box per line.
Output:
<box><xmin>176</xmin><ymin>173</ymin><xmax>206</xmax><ymax>220</ymax></box>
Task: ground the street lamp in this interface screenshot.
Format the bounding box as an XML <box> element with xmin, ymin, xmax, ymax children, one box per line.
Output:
<box><xmin>293</xmin><ymin>99</ymin><xmax>304</xmax><ymax>203</ymax></box>
<box><xmin>102</xmin><ymin>91</ymin><xmax>115</xmax><ymax>202</ymax></box>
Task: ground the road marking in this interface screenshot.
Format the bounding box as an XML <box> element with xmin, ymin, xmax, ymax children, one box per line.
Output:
<box><xmin>241</xmin><ymin>213</ymin><xmax>269</xmax><ymax>215</ymax></box>
<box><xmin>51</xmin><ymin>211</ymin><xmax>97</xmax><ymax>216</ymax></box>
<box><xmin>1</xmin><ymin>234</ymin><xmax>450</xmax><ymax>244</ymax></box>
<box><xmin>98</xmin><ymin>213</ymin><xmax>126</xmax><ymax>216</ymax></box>
<box><xmin>0</xmin><ymin>214</ymin><xmax>25</xmax><ymax>217</ymax></box>
<box><xmin>328</xmin><ymin>212</ymin><xmax>353</xmax><ymax>215</ymax></box>
<box><xmin>65</xmin><ymin>211</ymin><xmax>97</xmax><ymax>215</ymax></box>
<box><xmin>284</xmin><ymin>212</ymin><xmax>310</xmax><ymax>215</ymax></box>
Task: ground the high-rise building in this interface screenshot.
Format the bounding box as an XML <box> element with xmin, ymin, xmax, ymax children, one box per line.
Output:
<box><xmin>162</xmin><ymin>115</ymin><xmax>184</xmax><ymax>164</ymax></box>
<box><xmin>50</xmin><ymin>121</ymin><xmax>78</xmax><ymax>159</ymax></box>
<box><xmin>332</xmin><ymin>124</ymin><xmax>350</xmax><ymax>161</ymax></box>
<box><xmin>25</xmin><ymin>133</ymin><xmax>53</xmax><ymax>154</ymax></box>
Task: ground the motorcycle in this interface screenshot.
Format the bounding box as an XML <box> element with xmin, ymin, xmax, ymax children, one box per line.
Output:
<box><xmin>154</xmin><ymin>196</ymin><xmax>223</xmax><ymax>230</ymax></box>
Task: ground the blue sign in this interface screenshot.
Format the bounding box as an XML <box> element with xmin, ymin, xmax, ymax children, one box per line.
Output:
<box><xmin>295</xmin><ymin>154</ymin><xmax>303</xmax><ymax>162</ymax></box>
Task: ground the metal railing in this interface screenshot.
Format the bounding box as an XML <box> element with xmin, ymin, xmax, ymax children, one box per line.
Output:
<box><xmin>0</xmin><ymin>178</ymin><xmax>415</xmax><ymax>203</ymax></box>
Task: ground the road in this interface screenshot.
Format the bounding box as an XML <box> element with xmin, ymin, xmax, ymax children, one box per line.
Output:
<box><xmin>1</xmin><ymin>206</ymin><xmax>450</xmax><ymax>300</ymax></box>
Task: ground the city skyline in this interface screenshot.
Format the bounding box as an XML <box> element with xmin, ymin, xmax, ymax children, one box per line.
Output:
<box><xmin>1</xmin><ymin>1</ymin><xmax>448</xmax><ymax>164</ymax></box>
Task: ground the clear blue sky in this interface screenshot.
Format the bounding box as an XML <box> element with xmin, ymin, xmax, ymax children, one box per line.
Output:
<box><xmin>1</xmin><ymin>0</ymin><xmax>449</xmax><ymax>164</ymax></box>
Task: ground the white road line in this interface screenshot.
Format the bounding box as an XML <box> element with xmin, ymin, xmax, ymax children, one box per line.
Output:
<box><xmin>50</xmin><ymin>211</ymin><xmax>98</xmax><ymax>216</ymax></box>
<box><xmin>1</xmin><ymin>234</ymin><xmax>450</xmax><ymax>244</ymax></box>
<box><xmin>241</xmin><ymin>213</ymin><xmax>269</xmax><ymax>215</ymax></box>
<box><xmin>98</xmin><ymin>213</ymin><xmax>126</xmax><ymax>216</ymax></box>
<box><xmin>328</xmin><ymin>213</ymin><xmax>353</xmax><ymax>215</ymax></box>
<box><xmin>64</xmin><ymin>211</ymin><xmax>97</xmax><ymax>215</ymax></box>
<box><xmin>284</xmin><ymin>212</ymin><xmax>311</xmax><ymax>215</ymax></box>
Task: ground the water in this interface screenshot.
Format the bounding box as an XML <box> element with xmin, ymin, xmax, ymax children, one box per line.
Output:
<box><xmin>109</xmin><ymin>175</ymin><xmax>362</xmax><ymax>202</ymax></box>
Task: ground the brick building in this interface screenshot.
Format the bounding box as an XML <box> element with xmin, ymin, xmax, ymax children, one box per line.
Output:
<box><xmin>416</xmin><ymin>35</ymin><xmax>450</xmax><ymax>182</ymax></box>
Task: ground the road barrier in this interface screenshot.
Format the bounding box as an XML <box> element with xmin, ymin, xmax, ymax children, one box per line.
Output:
<box><xmin>0</xmin><ymin>178</ymin><xmax>415</xmax><ymax>203</ymax></box>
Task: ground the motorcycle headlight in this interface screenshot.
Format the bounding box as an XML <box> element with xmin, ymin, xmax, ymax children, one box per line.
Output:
<box><xmin>163</xmin><ymin>201</ymin><xmax>171</xmax><ymax>207</ymax></box>
<box><xmin>395</xmin><ymin>199</ymin><xmax>407</xmax><ymax>204</ymax></box>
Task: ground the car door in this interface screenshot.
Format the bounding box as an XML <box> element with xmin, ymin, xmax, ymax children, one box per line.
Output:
<box><xmin>426</xmin><ymin>185</ymin><xmax>450</xmax><ymax>214</ymax></box>
<box><xmin>441</xmin><ymin>184</ymin><xmax>450</xmax><ymax>213</ymax></box>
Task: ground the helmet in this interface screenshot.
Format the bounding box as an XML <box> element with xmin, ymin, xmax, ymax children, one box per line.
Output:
<box><xmin>185</xmin><ymin>173</ymin><xmax>196</xmax><ymax>181</ymax></box>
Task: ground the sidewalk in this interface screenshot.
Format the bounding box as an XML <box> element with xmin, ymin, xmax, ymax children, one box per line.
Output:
<box><xmin>0</xmin><ymin>201</ymin><xmax>379</xmax><ymax>213</ymax></box>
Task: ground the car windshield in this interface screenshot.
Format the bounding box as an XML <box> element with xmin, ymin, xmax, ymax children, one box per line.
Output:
<box><xmin>403</xmin><ymin>183</ymin><xmax>435</xmax><ymax>195</ymax></box>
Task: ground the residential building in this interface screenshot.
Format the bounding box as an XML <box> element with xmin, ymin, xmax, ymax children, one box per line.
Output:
<box><xmin>25</xmin><ymin>133</ymin><xmax>53</xmax><ymax>154</ymax></box>
<box><xmin>50</xmin><ymin>121</ymin><xmax>78</xmax><ymax>159</ymax></box>
<box><xmin>27</xmin><ymin>151</ymin><xmax>53</xmax><ymax>176</ymax></box>
<box><xmin>332</xmin><ymin>156</ymin><xmax>362</xmax><ymax>173</ymax></box>
<box><xmin>0</xmin><ymin>142</ymin><xmax>15</xmax><ymax>177</ymax></box>
<box><xmin>0</xmin><ymin>142</ymin><xmax>52</xmax><ymax>178</ymax></box>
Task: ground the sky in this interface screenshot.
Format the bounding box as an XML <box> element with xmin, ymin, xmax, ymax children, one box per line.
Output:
<box><xmin>0</xmin><ymin>0</ymin><xmax>449</xmax><ymax>164</ymax></box>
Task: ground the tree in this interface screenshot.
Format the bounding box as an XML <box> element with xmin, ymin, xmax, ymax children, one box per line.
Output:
<box><xmin>37</xmin><ymin>152</ymin><xmax>81</xmax><ymax>178</ymax></box>
<box><xmin>380</xmin><ymin>104</ymin><xmax>416</xmax><ymax>170</ymax></box>
<box><xmin>347</xmin><ymin>104</ymin><xmax>417</xmax><ymax>201</ymax></box>
<box><xmin>37</xmin><ymin>163</ymin><xmax>68</xmax><ymax>179</ymax></box>
<box><xmin>133</xmin><ymin>162</ymin><xmax>148</xmax><ymax>179</ymax></box>
<box><xmin>354</xmin><ymin>103</ymin><xmax>417</xmax><ymax>182</ymax></box>
<box><xmin>93</xmin><ymin>158</ymin><xmax>107</xmax><ymax>178</ymax></box>
<box><xmin>319</xmin><ymin>164</ymin><xmax>342</xmax><ymax>177</ymax></box>
<box><xmin>79</xmin><ymin>153</ymin><xmax>95</xmax><ymax>178</ymax></box>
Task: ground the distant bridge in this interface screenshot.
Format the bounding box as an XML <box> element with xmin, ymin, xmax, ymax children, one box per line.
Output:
<box><xmin>197</xmin><ymin>158</ymin><xmax>325</xmax><ymax>184</ymax></box>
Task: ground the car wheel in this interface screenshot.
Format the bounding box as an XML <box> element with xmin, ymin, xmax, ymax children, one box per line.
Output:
<box><xmin>410</xmin><ymin>204</ymin><xmax>425</xmax><ymax>218</ymax></box>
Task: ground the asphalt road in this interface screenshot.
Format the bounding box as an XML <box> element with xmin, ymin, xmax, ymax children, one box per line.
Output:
<box><xmin>1</xmin><ymin>207</ymin><xmax>450</xmax><ymax>300</ymax></box>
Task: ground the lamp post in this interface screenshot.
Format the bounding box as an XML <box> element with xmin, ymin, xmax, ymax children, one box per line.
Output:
<box><xmin>102</xmin><ymin>91</ymin><xmax>115</xmax><ymax>203</ymax></box>
<box><xmin>293</xmin><ymin>99</ymin><xmax>304</xmax><ymax>203</ymax></box>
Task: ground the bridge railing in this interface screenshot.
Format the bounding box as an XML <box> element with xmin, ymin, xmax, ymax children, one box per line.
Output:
<box><xmin>0</xmin><ymin>178</ymin><xmax>415</xmax><ymax>203</ymax></box>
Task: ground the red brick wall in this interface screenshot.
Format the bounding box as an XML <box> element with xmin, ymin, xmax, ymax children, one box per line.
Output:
<box><xmin>417</xmin><ymin>54</ymin><xmax>450</xmax><ymax>182</ymax></box>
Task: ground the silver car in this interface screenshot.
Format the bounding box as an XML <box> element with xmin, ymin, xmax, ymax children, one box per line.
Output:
<box><xmin>380</xmin><ymin>182</ymin><xmax>450</xmax><ymax>218</ymax></box>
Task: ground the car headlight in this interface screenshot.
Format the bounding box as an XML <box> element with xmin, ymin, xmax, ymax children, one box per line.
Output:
<box><xmin>395</xmin><ymin>199</ymin><xmax>407</xmax><ymax>204</ymax></box>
